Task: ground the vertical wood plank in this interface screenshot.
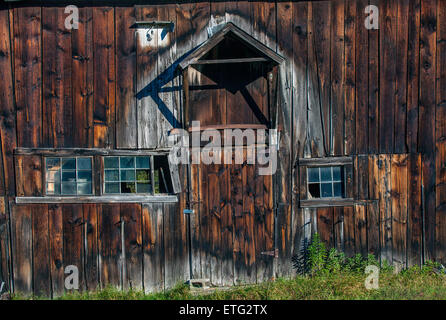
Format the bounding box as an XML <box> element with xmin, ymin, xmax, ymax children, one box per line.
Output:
<box><xmin>394</xmin><ymin>0</ymin><xmax>409</xmax><ymax>154</ymax></box>
<box><xmin>344</xmin><ymin>0</ymin><xmax>356</xmax><ymax>155</ymax></box>
<box><xmin>72</xmin><ymin>7</ymin><xmax>94</xmax><ymax>148</ymax></box>
<box><xmin>333</xmin><ymin>207</ymin><xmax>344</xmax><ymax>252</ymax></box>
<box><xmin>354</xmin><ymin>204</ymin><xmax>368</xmax><ymax>257</ymax></box>
<box><xmin>420</xmin><ymin>0</ymin><xmax>437</xmax><ymax>261</ymax></box>
<box><xmin>142</xmin><ymin>203</ymin><xmax>164</xmax><ymax>293</ymax></box>
<box><xmin>313</xmin><ymin>1</ymin><xmax>331</xmax><ymax>155</ymax></box>
<box><xmin>98</xmin><ymin>204</ymin><xmax>121</xmax><ymax>289</ymax></box>
<box><xmin>242</xmin><ymin>162</ymin><xmax>256</xmax><ymax>284</ymax></box>
<box><xmin>368</xmin><ymin>156</ymin><xmax>380</xmax><ymax>257</ymax></box>
<box><xmin>157</xmin><ymin>5</ymin><xmax>177</xmax><ymax>148</ymax></box>
<box><xmin>276</xmin><ymin>0</ymin><xmax>293</xmax><ymax>279</ymax></box>
<box><xmin>231</xmin><ymin>162</ymin><xmax>244</xmax><ymax>284</ymax></box>
<box><xmin>343</xmin><ymin>206</ymin><xmax>355</xmax><ymax>257</ymax></box>
<box><xmin>355</xmin><ymin>0</ymin><xmax>369</xmax><ymax>154</ymax></box>
<box><xmin>32</xmin><ymin>204</ymin><xmax>50</xmax><ymax>297</ymax></box>
<box><xmin>435</xmin><ymin>0</ymin><xmax>446</xmax><ymax>264</ymax></box>
<box><xmin>62</xmin><ymin>204</ymin><xmax>85</xmax><ymax>292</ymax></box>
<box><xmin>42</xmin><ymin>7</ymin><xmax>72</xmax><ymax>148</ymax></box>
<box><xmin>121</xmin><ymin>203</ymin><xmax>143</xmax><ymax>291</ymax></box>
<box><xmin>93</xmin><ymin>7</ymin><xmax>115</xmax><ymax>148</ymax></box>
<box><xmin>317</xmin><ymin>207</ymin><xmax>333</xmax><ymax>249</ymax></box>
<box><xmin>220</xmin><ymin>161</ymin><xmax>234</xmax><ymax>286</ymax></box>
<box><xmin>0</xmin><ymin>198</ymin><xmax>9</xmax><ymax>293</ymax></box>
<box><xmin>330</xmin><ymin>0</ymin><xmax>344</xmax><ymax>156</ymax></box>
<box><xmin>189</xmin><ymin>163</ymin><xmax>201</xmax><ymax>280</ymax></box>
<box><xmin>83</xmin><ymin>203</ymin><xmax>99</xmax><ymax>291</ymax></box>
<box><xmin>115</xmin><ymin>7</ymin><xmax>137</xmax><ymax>149</ymax></box>
<box><xmin>13</xmin><ymin>7</ymin><xmax>42</xmax><ymax>148</ymax></box>
<box><xmin>15</xmin><ymin>155</ymin><xmax>42</xmax><ymax>197</ymax></box>
<box><xmin>391</xmin><ymin>154</ymin><xmax>408</xmax><ymax>270</ymax></box>
<box><xmin>48</xmin><ymin>204</ymin><xmax>63</xmax><ymax>297</ymax></box>
<box><xmin>208</xmin><ymin>158</ymin><xmax>222</xmax><ymax>286</ymax></box>
<box><xmin>407</xmin><ymin>0</ymin><xmax>421</xmax><ymax>153</ymax></box>
<box><xmin>136</xmin><ymin>6</ymin><xmax>158</xmax><ymax>149</ymax></box>
<box><xmin>378</xmin><ymin>154</ymin><xmax>393</xmax><ymax>263</ymax></box>
<box><xmin>408</xmin><ymin>153</ymin><xmax>422</xmax><ymax>266</ymax></box>
<box><xmin>306</xmin><ymin>2</ymin><xmax>326</xmax><ymax>158</ymax></box>
<box><xmin>368</xmin><ymin>0</ymin><xmax>379</xmax><ymax>153</ymax></box>
<box><xmin>11</xmin><ymin>205</ymin><xmax>32</xmax><ymax>295</ymax></box>
<box><xmin>357</xmin><ymin>155</ymin><xmax>369</xmax><ymax>200</ymax></box>
<box><xmin>0</xmin><ymin>7</ymin><xmax>17</xmax><ymax>196</ymax></box>
<box><xmin>163</xmin><ymin>202</ymin><xmax>185</xmax><ymax>289</ymax></box>
<box><xmin>379</xmin><ymin>0</ymin><xmax>397</xmax><ymax>153</ymax></box>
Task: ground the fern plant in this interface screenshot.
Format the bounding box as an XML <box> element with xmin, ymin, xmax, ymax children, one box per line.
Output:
<box><xmin>307</xmin><ymin>233</ymin><xmax>327</xmax><ymax>275</ymax></box>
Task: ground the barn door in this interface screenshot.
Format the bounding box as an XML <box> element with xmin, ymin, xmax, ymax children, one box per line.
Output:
<box><xmin>189</xmin><ymin>157</ymin><xmax>275</xmax><ymax>286</ymax></box>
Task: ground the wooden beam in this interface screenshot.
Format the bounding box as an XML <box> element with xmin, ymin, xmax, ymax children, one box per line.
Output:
<box><xmin>300</xmin><ymin>199</ymin><xmax>377</xmax><ymax>208</ymax></box>
<box><xmin>132</xmin><ymin>21</ymin><xmax>174</xmax><ymax>30</ymax></box>
<box><xmin>179</xmin><ymin>22</ymin><xmax>284</xmax><ymax>70</ymax></box>
<box><xmin>183</xmin><ymin>67</ymin><xmax>190</xmax><ymax>129</ymax></box>
<box><xmin>187</xmin><ymin>124</ymin><xmax>268</xmax><ymax>132</ymax></box>
<box><xmin>299</xmin><ymin>157</ymin><xmax>353</xmax><ymax>166</ymax></box>
<box><xmin>14</xmin><ymin>148</ymin><xmax>171</xmax><ymax>156</ymax></box>
<box><xmin>16</xmin><ymin>195</ymin><xmax>178</xmax><ymax>204</ymax></box>
<box><xmin>192</xmin><ymin>57</ymin><xmax>269</xmax><ymax>65</ymax></box>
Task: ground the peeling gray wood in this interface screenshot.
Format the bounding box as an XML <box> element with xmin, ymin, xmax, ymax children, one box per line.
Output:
<box><xmin>16</xmin><ymin>196</ymin><xmax>178</xmax><ymax>204</ymax></box>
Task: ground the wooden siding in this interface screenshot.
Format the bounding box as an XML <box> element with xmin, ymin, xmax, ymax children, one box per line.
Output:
<box><xmin>0</xmin><ymin>0</ymin><xmax>445</xmax><ymax>297</ymax></box>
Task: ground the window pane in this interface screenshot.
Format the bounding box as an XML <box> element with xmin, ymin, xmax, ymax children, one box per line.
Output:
<box><xmin>333</xmin><ymin>166</ymin><xmax>342</xmax><ymax>181</ymax></box>
<box><xmin>320</xmin><ymin>167</ymin><xmax>332</xmax><ymax>182</ymax></box>
<box><xmin>137</xmin><ymin>183</ymin><xmax>152</xmax><ymax>193</ymax></box>
<box><xmin>136</xmin><ymin>157</ymin><xmax>150</xmax><ymax>169</ymax></box>
<box><xmin>321</xmin><ymin>183</ymin><xmax>333</xmax><ymax>198</ymax></box>
<box><xmin>120</xmin><ymin>157</ymin><xmax>134</xmax><ymax>169</ymax></box>
<box><xmin>308</xmin><ymin>168</ymin><xmax>320</xmax><ymax>183</ymax></box>
<box><xmin>154</xmin><ymin>156</ymin><xmax>173</xmax><ymax>194</ymax></box>
<box><xmin>46</xmin><ymin>170</ymin><xmax>60</xmax><ymax>183</ymax></box>
<box><xmin>308</xmin><ymin>183</ymin><xmax>320</xmax><ymax>198</ymax></box>
<box><xmin>46</xmin><ymin>182</ymin><xmax>60</xmax><ymax>195</ymax></box>
<box><xmin>334</xmin><ymin>182</ymin><xmax>343</xmax><ymax>197</ymax></box>
<box><xmin>78</xmin><ymin>171</ymin><xmax>92</xmax><ymax>183</ymax></box>
<box><xmin>105</xmin><ymin>183</ymin><xmax>120</xmax><ymax>194</ymax></box>
<box><xmin>104</xmin><ymin>157</ymin><xmax>119</xmax><ymax>169</ymax></box>
<box><xmin>78</xmin><ymin>158</ymin><xmax>92</xmax><ymax>170</ymax></box>
<box><xmin>121</xmin><ymin>182</ymin><xmax>136</xmax><ymax>193</ymax></box>
<box><xmin>46</xmin><ymin>158</ymin><xmax>60</xmax><ymax>170</ymax></box>
<box><xmin>77</xmin><ymin>183</ymin><xmax>92</xmax><ymax>195</ymax></box>
<box><xmin>61</xmin><ymin>182</ymin><xmax>76</xmax><ymax>195</ymax></box>
<box><xmin>62</xmin><ymin>158</ymin><xmax>76</xmax><ymax>170</ymax></box>
<box><xmin>105</xmin><ymin>170</ymin><xmax>119</xmax><ymax>181</ymax></box>
<box><xmin>121</xmin><ymin>170</ymin><xmax>135</xmax><ymax>181</ymax></box>
<box><xmin>154</xmin><ymin>171</ymin><xmax>160</xmax><ymax>194</ymax></box>
<box><xmin>62</xmin><ymin>171</ymin><xmax>76</xmax><ymax>182</ymax></box>
<box><xmin>136</xmin><ymin>170</ymin><xmax>150</xmax><ymax>182</ymax></box>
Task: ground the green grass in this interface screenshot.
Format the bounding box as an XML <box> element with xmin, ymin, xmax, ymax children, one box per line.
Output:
<box><xmin>12</xmin><ymin>266</ymin><xmax>446</xmax><ymax>300</ymax></box>
<box><xmin>11</xmin><ymin>235</ymin><xmax>446</xmax><ymax>300</ymax></box>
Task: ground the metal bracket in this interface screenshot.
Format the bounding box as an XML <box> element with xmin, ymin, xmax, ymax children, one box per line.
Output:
<box><xmin>261</xmin><ymin>248</ymin><xmax>278</xmax><ymax>258</ymax></box>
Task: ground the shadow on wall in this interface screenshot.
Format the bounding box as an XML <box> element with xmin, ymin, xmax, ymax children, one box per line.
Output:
<box><xmin>135</xmin><ymin>47</ymin><xmax>196</xmax><ymax>129</ymax></box>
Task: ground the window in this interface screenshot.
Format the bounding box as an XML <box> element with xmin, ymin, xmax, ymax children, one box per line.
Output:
<box><xmin>103</xmin><ymin>155</ymin><xmax>174</xmax><ymax>195</ymax></box>
<box><xmin>45</xmin><ymin>157</ymin><xmax>93</xmax><ymax>195</ymax></box>
<box><xmin>298</xmin><ymin>157</ymin><xmax>354</xmax><ymax>208</ymax></box>
<box><xmin>307</xmin><ymin>166</ymin><xmax>344</xmax><ymax>199</ymax></box>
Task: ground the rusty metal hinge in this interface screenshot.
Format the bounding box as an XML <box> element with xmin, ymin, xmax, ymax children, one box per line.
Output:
<box><xmin>261</xmin><ymin>249</ymin><xmax>278</xmax><ymax>258</ymax></box>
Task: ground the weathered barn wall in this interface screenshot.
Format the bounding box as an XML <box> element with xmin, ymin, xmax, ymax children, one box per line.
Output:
<box><xmin>0</xmin><ymin>0</ymin><xmax>445</xmax><ymax>297</ymax></box>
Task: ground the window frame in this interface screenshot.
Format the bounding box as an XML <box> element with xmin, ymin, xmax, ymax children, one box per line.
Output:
<box><xmin>299</xmin><ymin>157</ymin><xmax>354</xmax><ymax>208</ymax></box>
<box><xmin>44</xmin><ymin>156</ymin><xmax>94</xmax><ymax>196</ymax></box>
<box><xmin>15</xmin><ymin>148</ymin><xmax>180</xmax><ymax>204</ymax></box>
<box><xmin>102</xmin><ymin>155</ymin><xmax>158</xmax><ymax>196</ymax></box>
<box><xmin>306</xmin><ymin>166</ymin><xmax>344</xmax><ymax>199</ymax></box>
